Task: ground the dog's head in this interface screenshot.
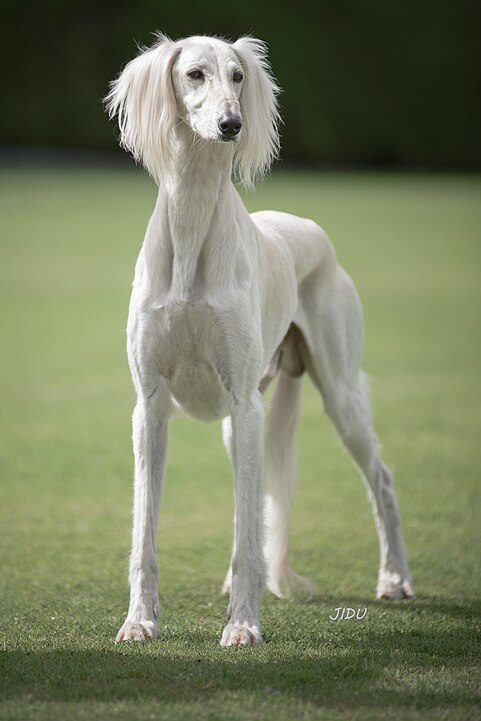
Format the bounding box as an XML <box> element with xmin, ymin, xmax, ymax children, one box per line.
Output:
<box><xmin>105</xmin><ymin>34</ymin><xmax>280</xmax><ymax>188</ymax></box>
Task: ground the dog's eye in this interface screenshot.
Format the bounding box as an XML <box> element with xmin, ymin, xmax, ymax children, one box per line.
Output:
<box><xmin>188</xmin><ymin>69</ymin><xmax>204</xmax><ymax>81</ymax></box>
<box><xmin>233</xmin><ymin>71</ymin><xmax>244</xmax><ymax>83</ymax></box>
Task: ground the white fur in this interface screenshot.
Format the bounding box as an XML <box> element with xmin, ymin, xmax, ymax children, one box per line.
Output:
<box><xmin>106</xmin><ymin>34</ymin><xmax>415</xmax><ymax>648</ymax></box>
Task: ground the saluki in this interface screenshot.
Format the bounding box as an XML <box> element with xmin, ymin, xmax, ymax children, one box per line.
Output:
<box><xmin>105</xmin><ymin>33</ymin><xmax>415</xmax><ymax>647</ymax></box>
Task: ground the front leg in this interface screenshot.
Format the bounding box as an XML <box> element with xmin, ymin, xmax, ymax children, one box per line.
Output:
<box><xmin>116</xmin><ymin>390</ymin><xmax>168</xmax><ymax>642</ymax></box>
<box><xmin>221</xmin><ymin>392</ymin><xmax>265</xmax><ymax>647</ymax></box>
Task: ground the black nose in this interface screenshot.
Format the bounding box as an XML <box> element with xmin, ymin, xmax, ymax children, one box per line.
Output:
<box><xmin>218</xmin><ymin>113</ymin><xmax>242</xmax><ymax>139</ymax></box>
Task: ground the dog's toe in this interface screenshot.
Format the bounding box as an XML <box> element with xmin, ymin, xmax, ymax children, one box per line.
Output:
<box><xmin>377</xmin><ymin>575</ymin><xmax>416</xmax><ymax>600</ymax></box>
<box><xmin>116</xmin><ymin>620</ymin><xmax>157</xmax><ymax>643</ymax></box>
<box><xmin>220</xmin><ymin>622</ymin><xmax>262</xmax><ymax>647</ymax></box>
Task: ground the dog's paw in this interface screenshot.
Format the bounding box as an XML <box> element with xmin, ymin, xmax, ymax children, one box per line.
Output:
<box><xmin>220</xmin><ymin>622</ymin><xmax>262</xmax><ymax>647</ymax></box>
<box><xmin>377</xmin><ymin>573</ymin><xmax>416</xmax><ymax>600</ymax></box>
<box><xmin>116</xmin><ymin>619</ymin><xmax>157</xmax><ymax>643</ymax></box>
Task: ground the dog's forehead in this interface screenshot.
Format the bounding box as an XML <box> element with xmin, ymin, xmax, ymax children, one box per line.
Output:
<box><xmin>178</xmin><ymin>37</ymin><xmax>239</xmax><ymax>69</ymax></box>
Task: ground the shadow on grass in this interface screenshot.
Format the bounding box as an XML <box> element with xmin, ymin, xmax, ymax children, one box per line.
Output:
<box><xmin>1</xmin><ymin>620</ymin><xmax>479</xmax><ymax>711</ymax></box>
<box><xmin>309</xmin><ymin>593</ymin><xmax>481</xmax><ymax>621</ymax></box>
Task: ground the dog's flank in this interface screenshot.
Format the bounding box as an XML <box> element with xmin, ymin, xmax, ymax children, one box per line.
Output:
<box><xmin>106</xmin><ymin>34</ymin><xmax>414</xmax><ymax>648</ymax></box>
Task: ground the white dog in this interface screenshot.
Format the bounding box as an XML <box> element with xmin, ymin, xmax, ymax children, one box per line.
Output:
<box><xmin>105</xmin><ymin>33</ymin><xmax>415</xmax><ymax>647</ymax></box>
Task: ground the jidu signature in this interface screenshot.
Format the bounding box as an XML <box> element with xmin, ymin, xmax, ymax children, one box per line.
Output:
<box><xmin>329</xmin><ymin>607</ymin><xmax>367</xmax><ymax>621</ymax></box>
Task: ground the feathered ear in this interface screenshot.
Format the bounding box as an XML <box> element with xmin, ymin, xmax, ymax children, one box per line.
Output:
<box><xmin>104</xmin><ymin>34</ymin><xmax>180</xmax><ymax>185</ymax></box>
<box><xmin>232</xmin><ymin>37</ymin><xmax>281</xmax><ymax>189</ymax></box>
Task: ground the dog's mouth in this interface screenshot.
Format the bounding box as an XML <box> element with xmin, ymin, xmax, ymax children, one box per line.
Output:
<box><xmin>219</xmin><ymin>133</ymin><xmax>241</xmax><ymax>143</ymax></box>
<box><xmin>190</xmin><ymin>127</ymin><xmax>241</xmax><ymax>144</ymax></box>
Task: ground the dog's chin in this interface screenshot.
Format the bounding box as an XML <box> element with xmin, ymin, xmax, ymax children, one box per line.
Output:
<box><xmin>219</xmin><ymin>134</ymin><xmax>241</xmax><ymax>143</ymax></box>
<box><xmin>202</xmin><ymin>131</ymin><xmax>240</xmax><ymax>144</ymax></box>
<box><xmin>190</xmin><ymin>126</ymin><xmax>241</xmax><ymax>144</ymax></box>
<box><xmin>199</xmin><ymin>134</ymin><xmax>240</xmax><ymax>143</ymax></box>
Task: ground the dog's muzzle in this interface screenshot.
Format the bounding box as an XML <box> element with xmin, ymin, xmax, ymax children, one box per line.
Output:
<box><xmin>218</xmin><ymin>113</ymin><xmax>242</xmax><ymax>140</ymax></box>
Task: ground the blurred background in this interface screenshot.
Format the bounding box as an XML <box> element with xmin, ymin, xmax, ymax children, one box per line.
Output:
<box><xmin>0</xmin><ymin>0</ymin><xmax>479</xmax><ymax>169</ymax></box>
<box><xmin>1</xmin><ymin>4</ymin><xmax>480</xmax><ymax>718</ymax></box>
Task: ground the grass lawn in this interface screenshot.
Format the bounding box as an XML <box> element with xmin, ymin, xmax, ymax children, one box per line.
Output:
<box><xmin>0</xmin><ymin>165</ymin><xmax>480</xmax><ymax>720</ymax></box>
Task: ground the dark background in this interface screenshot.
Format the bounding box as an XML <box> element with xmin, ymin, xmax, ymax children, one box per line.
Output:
<box><xmin>1</xmin><ymin>0</ymin><xmax>480</xmax><ymax>169</ymax></box>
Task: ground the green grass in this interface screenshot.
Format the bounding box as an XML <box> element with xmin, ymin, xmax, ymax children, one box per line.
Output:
<box><xmin>0</xmin><ymin>166</ymin><xmax>480</xmax><ymax>721</ymax></box>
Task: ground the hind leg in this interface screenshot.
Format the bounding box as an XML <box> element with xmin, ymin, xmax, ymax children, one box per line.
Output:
<box><xmin>298</xmin><ymin>265</ymin><xmax>415</xmax><ymax>599</ymax></box>
<box><xmin>264</xmin><ymin>372</ymin><xmax>317</xmax><ymax>598</ymax></box>
<box><xmin>323</xmin><ymin>375</ymin><xmax>414</xmax><ymax>599</ymax></box>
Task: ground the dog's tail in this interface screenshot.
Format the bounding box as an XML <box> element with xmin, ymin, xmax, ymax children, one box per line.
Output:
<box><xmin>264</xmin><ymin>372</ymin><xmax>316</xmax><ymax>598</ymax></box>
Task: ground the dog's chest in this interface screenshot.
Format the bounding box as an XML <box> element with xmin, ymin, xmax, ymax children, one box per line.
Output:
<box><xmin>133</xmin><ymin>298</ymin><xmax>259</xmax><ymax>421</ymax></box>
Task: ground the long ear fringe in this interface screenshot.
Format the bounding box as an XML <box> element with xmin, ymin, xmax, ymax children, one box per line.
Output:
<box><xmin>232</xmin><ymin>37</ymin><xmax>281</xmax><ymax>189</ymax></box>
<box><xmin>105</xmin><ymin>34</ymin><xmax>280</xmax><ymax>189</ymax></box>
<box><xmin>104</xmin><ymin>34</ymin><xmax>179</xmax><ymax>185</ymax></box>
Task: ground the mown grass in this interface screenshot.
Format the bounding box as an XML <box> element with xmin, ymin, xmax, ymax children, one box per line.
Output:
<box><xmin>0</xmin><ymin>165</ymin><xmax>480</xmax><ymax>720</ymax></box>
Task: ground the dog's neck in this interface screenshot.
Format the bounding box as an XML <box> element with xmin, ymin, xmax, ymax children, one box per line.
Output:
<box><xmin>147</xmin><ymin>124</ymin><xmax>237</xmax><ymax>300</ymax></box>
